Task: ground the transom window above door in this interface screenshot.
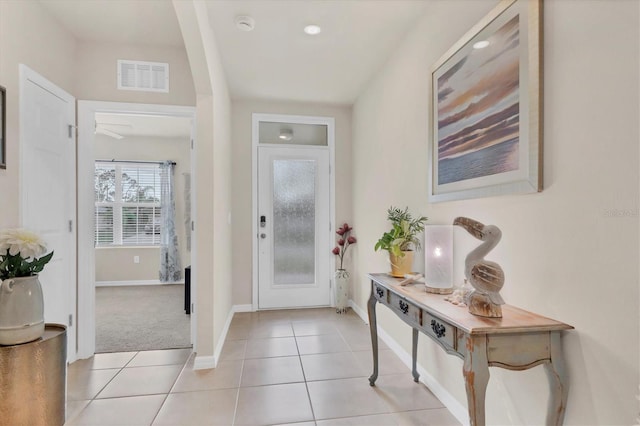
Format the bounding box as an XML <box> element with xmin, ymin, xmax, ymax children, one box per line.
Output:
<box><xmin>259</xmin><ymin>121</ymin><xmax>328</xmax><ymax>146</ymax></box>
<box><xmin>94</xmin><ymin>161</ymin><xmax>162</xmax><ymax>246</ymax></box>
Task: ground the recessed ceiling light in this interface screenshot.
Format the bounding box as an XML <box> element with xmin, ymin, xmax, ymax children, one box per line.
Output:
<box><xmin>473</xmin><ymin>40</ymin><xmax>490</xmax><ymax>49</ymax></box>
<box><xmin>235</xmin><ymin>15</ymin><xmax>255</xmax><ymax>32</ymax></box>
<box><xmin>304</xmin><ymin>25</ymin><xmax>322</xmax><ymax>35</ymax></box>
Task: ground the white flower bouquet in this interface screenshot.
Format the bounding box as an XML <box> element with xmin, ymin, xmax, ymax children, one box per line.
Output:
<box><xmin>0</xmin><ymin>229</ymin><xmax>53</xmax><ymax>280</ymax></box>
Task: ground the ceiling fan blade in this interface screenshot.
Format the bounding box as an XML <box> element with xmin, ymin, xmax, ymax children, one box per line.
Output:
<box><xmin>96</xmin><ymin>122</ymin><xmax>133</xmax><ymax>128</ymax></box>
<box><xmin>95</xmin><ymin>127</ymin><xmax>124</xmax><ymax>140</ymax></box>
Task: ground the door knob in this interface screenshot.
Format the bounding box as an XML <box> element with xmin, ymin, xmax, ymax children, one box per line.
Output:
<box><xmin>260</xmin><ymin>233</ymin><xmax>267</xmax><ymax>239</ymax></box>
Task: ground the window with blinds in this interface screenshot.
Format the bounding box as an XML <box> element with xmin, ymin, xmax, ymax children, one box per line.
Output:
<box><xmin>94</xmin><ymin>161</ymin><xmax>162</xmax><ymax>246</ymax></box>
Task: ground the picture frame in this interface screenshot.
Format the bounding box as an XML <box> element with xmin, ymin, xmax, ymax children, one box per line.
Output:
<box><xmin>0</xmin><ymin>85</ymin><xmax>5</xmax><ymax>169</ymax></box>
<box><xmin>428</xmin><ymin>0</ymin><xmax>542</xmax><ymax>203</ymax></box>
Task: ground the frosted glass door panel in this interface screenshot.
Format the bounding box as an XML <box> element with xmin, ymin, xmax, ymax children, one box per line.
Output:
<box><xmin>273</xmin><ymin>160</ymin><xmax>316</xmax><ymax>285</ymax></box>
<box><xmin>257</xmin><ymin>145</ymin><xmax>330</xmax><ymax>309</ymax></box>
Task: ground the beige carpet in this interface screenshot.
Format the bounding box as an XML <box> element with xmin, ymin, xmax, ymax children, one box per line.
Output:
<box><xmin>95</xmin><ymin>284</ymin><xmax>191</xmax><ymax>353</ymax></box>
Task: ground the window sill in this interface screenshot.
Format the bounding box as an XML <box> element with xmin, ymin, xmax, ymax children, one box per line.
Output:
<box><xmin>95</xmin><ymin>246</ymin><xmax>161</xmax><ymax>250</ymax></box>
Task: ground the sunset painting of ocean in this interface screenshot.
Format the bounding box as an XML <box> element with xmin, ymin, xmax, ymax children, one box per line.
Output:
<box><xmin>436</xmin><ymin>15</ymin><xmax>520</xmax><ymax>185</ymax></box>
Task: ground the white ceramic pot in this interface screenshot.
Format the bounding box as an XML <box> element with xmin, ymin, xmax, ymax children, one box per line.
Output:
<box><xmin>335</xmin><ymin>269</ymin><xmax>349</xmax><ymax>314</ymax></box>
<box><xmin>0</xmin><ymin>275</ymin><xmax>45</xmax><ymax>345</ymax></box>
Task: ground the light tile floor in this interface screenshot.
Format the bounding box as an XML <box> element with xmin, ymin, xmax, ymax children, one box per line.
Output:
<box><xmin>66</xmin><ymin>308</ymin><xmax>460</xmax><ymax>426</ymax></box>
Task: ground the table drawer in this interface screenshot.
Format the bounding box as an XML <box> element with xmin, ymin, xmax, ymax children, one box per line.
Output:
<box><xmin>389</xmin><ymin>292</ymin><xmax>421</xmax><ymax>328</ymax></box>
<box><xmin>373</xmin><ymin>283</ymin><xmax>387</xmax><ymax>303</ymax></box>
<box><xmin>422</xmin><ymin>312</ymin><xmax>456</xmax><ymax>351</ymax></box>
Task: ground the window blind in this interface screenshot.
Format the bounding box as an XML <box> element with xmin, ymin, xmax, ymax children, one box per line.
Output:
<box><xmin>94</xmin><ymin>161</ymin><xmax>162</xmax><ymax>246</ymax></box>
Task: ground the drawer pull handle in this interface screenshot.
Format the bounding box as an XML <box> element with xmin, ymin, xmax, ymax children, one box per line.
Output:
<box><xmin>376</xmin><ymin>288</ymin><xmax>384</xmax><ymax>299</ymax></box>
<box><xmin>431</xmin><ymin>320</ymin><xmax>446</xmax><ymax>338</ymax></box>
<box><xmin>399</xmin><ymin>300</ymin><xmax>409</xmax><ymax>314</ymax></box>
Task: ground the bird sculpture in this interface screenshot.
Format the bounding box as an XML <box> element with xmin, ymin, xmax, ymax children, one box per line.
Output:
<box><xmin>453</xmin><ymin>217</ymin><xmax>505</xmax><ymax>318</ymax></box>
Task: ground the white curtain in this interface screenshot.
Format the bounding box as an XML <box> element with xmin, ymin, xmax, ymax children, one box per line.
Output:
<box><xmin>183</xmin><ymin>172</ymin><xmax>191</xmax><ymax>252</ymax></box>
<box><xmin>159</xmin><ymin>161</ymin><xmax>182</xmax><ymax>282</ymax></box>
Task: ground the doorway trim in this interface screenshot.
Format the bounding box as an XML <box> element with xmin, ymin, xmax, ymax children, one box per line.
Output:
<box><xmin>251</xmin><ymin>113</ymin><xmax>336</xmax><ymax>311</ymax></box>
<box><xmin>77</xmin><ymin>101</ymin><xmax>196</xmax><ymax>359</ymax></box>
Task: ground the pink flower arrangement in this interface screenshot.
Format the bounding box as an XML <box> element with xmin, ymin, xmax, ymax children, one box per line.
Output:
<box><xmin>332</xmin><ymin>223</ymin><xmax>356</xmax><ymax>270</ymax></box>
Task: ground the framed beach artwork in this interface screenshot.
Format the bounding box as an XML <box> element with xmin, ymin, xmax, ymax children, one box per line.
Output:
<box><xmin>428</xmin><ymin>0</ymin><xmax>542</xmax><ymax>203</ymax></box>
<box><xmin>0</xmin><ymin>85</ymin><xmax>5</xmax><ymax>169</ymax></box>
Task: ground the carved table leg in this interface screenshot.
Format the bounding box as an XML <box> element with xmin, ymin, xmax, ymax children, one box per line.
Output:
<box><xmin>412</xmin><ymin>327</ymin><xmax>420</xmax><ymax>382</ymax></box>
<box><xmin>463</xmin><ymin>335</ymin><xmax>489</xmax><ymax>426</ymax></box>
<box><xmin>544</xmin><ymin>332</ymin><xmax>569</xmax><ymax>426</ymax></box>
<box><xmin>367</xmin><ymin>281</ymin><xmax>379</xmax><ymax>386</ymax></box>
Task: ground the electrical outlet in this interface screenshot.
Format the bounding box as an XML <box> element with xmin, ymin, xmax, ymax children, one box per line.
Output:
<box><xmin>134</xmin><ymin>256</ymin><xmax>140</xmax><ymax>264</ymax></box>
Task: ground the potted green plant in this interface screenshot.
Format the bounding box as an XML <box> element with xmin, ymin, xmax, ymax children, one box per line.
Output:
<box><xmin>375</xmin><ymin>206</ymin><xmax>428</xmax><ymax>277</ymax></box>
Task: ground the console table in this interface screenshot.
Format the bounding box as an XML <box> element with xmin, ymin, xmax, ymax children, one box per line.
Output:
<box><xmin>367</xmin><ymin>273</ymin><xmax>573</xmax><ymax>426</ymax></box>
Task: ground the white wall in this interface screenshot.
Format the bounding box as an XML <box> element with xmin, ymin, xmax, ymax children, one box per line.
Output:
<box><xmin>94</xmin><ymin>134</ymin><xmax>191</xmax><ymax>283</ymax></box>
<box><xmin>75</xmin><ymin>40</ymin><xmax>196</xmax><ymax>106</ymax></box>
<box><xmin>231</xmin><ymin>99</ymin><xmax>353</xmax><ymax>305</ymax></box>
<box><xmin>0</xmin><ymin>0</ymin><xmax>76</xmax><ymax>227</ymax></box>
<box><xmin>95</xmin><ymin>247</ymin><xmax>160</xmax><ymax>282</ymax></box>
<box><xmin>174</xmin><ymin>0</ymin><xmax>233</xmax><ymax>363</ymax></box>
<box><xmin>352</xmin><ymin>0</ymin><xmax>639</xmax><ymax>424</ymax></box>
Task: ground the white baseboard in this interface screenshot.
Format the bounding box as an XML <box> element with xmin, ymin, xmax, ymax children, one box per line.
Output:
<box><xmin>349</xmin><ymin>299</ymin><xmax>368</xmax><ymax>322</ymax></box>
<box><xmin>349</xmin><ymin>299</ymin><xmax>468</xmax><ymax>425</ymax></box>
<box><xmin>206</xmin><ymin>304</ymin><xmax>255</xmax><ymax>370</ymax></box>
<box><xmin>376</xmin><ymin>323</ymin><xmax>469</xmax><ymax>425</ymax></box>
<box><xmin>96</xmin><ymin>280</ymin><xmax>185</xmax><ymax>287</ymax></box>
<box><xmin>193</xmin><ymin>355</ymin><xmax>216</xmax><ymax>370</ymax></box>
<box><xmin>211</xmin><ymin>307</ymin><xmax>235</xmax><ymax>369</ymax></box>
<box><xmin>233</xmin><ymin>304</ymin><xmax>254</xmax><ymax>313</ymax></box>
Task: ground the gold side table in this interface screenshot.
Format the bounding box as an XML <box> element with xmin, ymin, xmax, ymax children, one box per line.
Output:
<box><xmin>0</xmin><ymin>324</ymin><xmax>67</xmax><ymax>426</ymax></box>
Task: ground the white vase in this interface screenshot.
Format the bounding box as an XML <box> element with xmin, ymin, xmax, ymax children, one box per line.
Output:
<box><xmin>335</xmin><ymin>269</ymin><xmax>349</xmax><ymax>314</ymax></box>
<box><xmin>0</xmin><ymin>275</ymin><xmax>45</xmax><ymax>345</ymax></box>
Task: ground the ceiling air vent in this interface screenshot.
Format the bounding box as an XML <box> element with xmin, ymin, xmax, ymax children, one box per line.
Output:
<box><xmin>117</xmin><ymin>60</ymin><xmax>169</xmax><ymax>93</ymax></box>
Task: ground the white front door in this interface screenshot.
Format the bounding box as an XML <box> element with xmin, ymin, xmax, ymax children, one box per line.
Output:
<box><xmin>20</xmin><ymin>66</ymin><xmax>76</xmax><ymax>360</ymax></box>
<box><xmin>258</xmin><ymin>146</ymin><xmax>331</xmax><ymax>309</ymax></box>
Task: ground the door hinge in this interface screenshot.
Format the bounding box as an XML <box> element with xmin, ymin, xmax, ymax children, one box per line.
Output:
<box><xmin>330</xmin><ymin>279</ymin><xmax>332</xmax><ymax>288</ymax></box>
<box><xmin>191</xmin><ymin>139</ymin><xmax>194</xmax><ymax>149</ymax></box>
<box><xmin>68</xmin><ymin>220</ymin><xmax>73</xmax><ymax>232</ymax></box>
<box><xmin>68</xmin><ymin>124</ymin><xmax>76</xmax><ymax>138</ymax></box>
<box><xmin>68</xmin><ymin>314</ymin><xmax>73</xmax><ymax>327</ymax></box>
<box><xmin>191</xmin><ymin>221</ymin><xmax>194</xmax><ymax>231</ymax></box>
<box><xmin>191</xmin><ymin>303</ymin><xmax>195</xmax><ymax>313</ymax></box>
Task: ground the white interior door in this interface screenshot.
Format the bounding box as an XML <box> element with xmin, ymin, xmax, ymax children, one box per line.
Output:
<box><xmin>20</xmin><ymin>66</ymin><xmax>76</xmax><ymax>360</ymax></box>
<box><xmin>258</xmin><ymin>146</ymin><xmax>330</xmax><ymax>309</ymax></box>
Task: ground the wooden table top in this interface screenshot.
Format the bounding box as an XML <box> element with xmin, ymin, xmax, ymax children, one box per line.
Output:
<box><xmin>369</xmin><ymin>273</ymin><xmax>573</xmax><ymax>335</ymax></box>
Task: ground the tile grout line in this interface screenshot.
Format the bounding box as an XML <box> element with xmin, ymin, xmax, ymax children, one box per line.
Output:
<box><xmin>230</xmin><ymin>315</ymin><xmax>256</xmax><ymax>425</ymax></box>
<box><xmin>292</xmin><ymin>318</ymin><xmax>319</xmax><ymax>424</ymax></box>
<box><xmin>231</xmin><ymin>358</ymin><xmax>245</xmax><ymax>426</ymax></box>
<box><xmin>147</xmin><ymin>352</ymin><xmax>193</xmax><ymax>426</ymax></box>
<box><xmin>65</xmin><ymin>351</ymin><xmax>139</xmax><ymax>424</ymax></box>
<box><xmin>90</xmin><ymin>352</ymin><xmax>138</xmax><ymax>401</ymax></box>
<box><xmin>68</xmin><ymin>350</ymin><xmax>195</xmax><ymax>425</ymax></box>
